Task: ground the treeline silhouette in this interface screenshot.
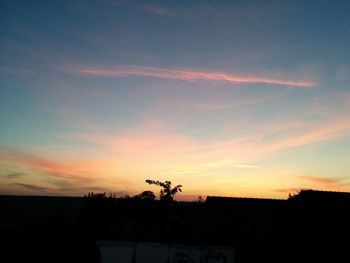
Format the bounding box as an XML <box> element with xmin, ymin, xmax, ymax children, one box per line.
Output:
<box><xmin>1</xmin><ymin>187</ymin><xmax>350</xmax><ymax>263</ymax></box>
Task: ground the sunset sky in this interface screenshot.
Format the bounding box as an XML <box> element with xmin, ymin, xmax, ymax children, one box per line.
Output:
<box><xmin>1</xmin><ymin>0</ymin><xmax>350</xmax><ymax>199</ymax></box>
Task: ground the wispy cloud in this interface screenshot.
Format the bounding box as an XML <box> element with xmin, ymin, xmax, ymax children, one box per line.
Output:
<box><xmin>298</xmin><ymin>176</ymin><xmax>340</xmax><ymax>185</ymax></box>
<box><xmin>73</xmin><ymin>109</ymin><xmax>350</xmax><ymax>175</ymax></box>
<box><xmin>77</xmin><ymin>120</ymin><xmax>200</xmax><ymax>158</ymax></box>
<box><xmin>6</xmin><ymin>172</ymin><xmax>25</xmax><ymax>179</ymax></box>
<box><xmin>71</xmin><ymin>66</ymin><xmax>317</xmax><ymax>88</ymax></box>
<box><xmin>0</xmin><ymin>145</ymin><xmax>94</xmax><ymax>183</ymax></box>
<box><xmin>0</xmin><ymin>145</ymin><xmax>132</xmax><ymax>195</ymax></box>
<box><xmin>13</xmin><ymin>183</ymin><xmax>52</xmax><ymax>193</ymax></box>
<box><xmin>189</xmin><ymin>113</ymin><xmax>350</xmax><ymax>164</ymax></box>
<box><xmin>297</xmin><ymin>176</ymin><xmax>348</xmax><ymax>192</ymax></box>
<box><xmin>260</xmin><ymin>115</ymin><xmax>350</xmax><ymax>152</ymax></box>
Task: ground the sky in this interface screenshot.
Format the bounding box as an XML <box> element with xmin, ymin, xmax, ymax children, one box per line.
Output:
<box><xmin>1</xmin><ymin>0</ymin><xmax>350</xmax><ymax>200</ymax></box>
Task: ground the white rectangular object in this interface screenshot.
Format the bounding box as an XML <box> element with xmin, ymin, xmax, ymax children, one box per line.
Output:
<box><xmin>98</xmin><ymin>241</ymin><xmax>136</xmax><ymax>263</ymax></box>
<box><xmin>202</xmin><ymin>246</ymin><xmax>235</xmax><ymax>263</ymax></box>
<box><xmin>135</xmin><ymin>242</ymin><xmax>169</xmax><ymax>263</ymax></box>
<box><xmin>169</xmin><ymin>244</ymin><xmax>201</xmax><ymax>263</ymax></box>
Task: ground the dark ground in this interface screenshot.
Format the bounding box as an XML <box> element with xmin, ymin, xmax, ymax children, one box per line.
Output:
<box><xmin>1</xmin><ymin>190</ymin><xmax>350</xmax><ymax>263</ymax></box>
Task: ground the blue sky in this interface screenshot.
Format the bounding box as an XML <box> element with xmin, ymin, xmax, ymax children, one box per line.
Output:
<box><xmin>1</xmin><ymin>0</ymin><xmax>350</xmax><ymax>199</ymax></box>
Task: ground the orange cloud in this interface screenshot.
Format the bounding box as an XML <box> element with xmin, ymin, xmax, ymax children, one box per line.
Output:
<box><xmin>296</xmin><ymin>176</ymin><xmax>348</xmax><ymax>192</ymax></box>
<box><xmin>298</xmin><ymin>176</ymin><xmax>340</xmax><ymax>185</ymax></box>
<box><xmin>13</xmin><ymin>183</ymin><xmax>53</xmax><ymax>193</ymax></box>
<box><xmin>72</xmin><ymin>66</ymin><xmax>317</xmax><ymax>88</ymax></box>
<box><xmin>72</xmin><ymin>121</ymin><xmax>259</xmax><ymax>188</ymax></box>
<box><xmin>0</xmin><ymin>145</ymin><xmax>127</xmax><ymax>184</ymax></box>
<box><xmin>0</xmin><ymin>145</ymin><xmax>71</xmax><ymax>179</ymax></box>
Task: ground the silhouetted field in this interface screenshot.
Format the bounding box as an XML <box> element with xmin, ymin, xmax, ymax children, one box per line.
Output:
<box><xmin>1</xmin><ymin>190</ymin><xmax>350</xmax><ymax>262</ymax></box>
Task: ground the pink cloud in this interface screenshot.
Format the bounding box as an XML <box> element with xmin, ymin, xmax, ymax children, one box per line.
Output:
<box><xmin>77</xmin><ymin>124</ymin><xmax>200</xmax><ymax>158</ymax></box>
<box><xmin>0</xmin><ymin>145</ymin><xmax>69</xmax><ymax>179</ymax></box>
<box><xmin>72</xmin><ymin>65</ymin><xmax>317</xmax><ymax>88</ymax></box>
<box><xmin>0</xmin><ymin>145</ymin><xmax>113</xmax><ymax>184</ymax></box>
<box><xmin>72</xmin><ymin>110</ymin><xmax>350</xmax><ymax>169</ymax></box>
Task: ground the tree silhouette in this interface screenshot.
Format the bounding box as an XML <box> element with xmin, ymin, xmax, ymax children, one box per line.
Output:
<box><xmin>145</xmin><ymin>180</ymin><xmax>182</xmax><ymax>202</ymax></box>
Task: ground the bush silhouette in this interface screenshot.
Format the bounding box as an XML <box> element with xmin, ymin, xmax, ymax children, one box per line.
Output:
<box><xmin>133</xmin><ymin>190</ymin><xmax>156</xmax><ymax>200</ymax></box>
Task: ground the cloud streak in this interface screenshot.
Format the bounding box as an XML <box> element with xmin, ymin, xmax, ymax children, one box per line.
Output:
<box><xmin>298</xmin><ymin>176</ymin><xmax>340</xmax><ymax>185</ymax></box>
<box><xmin>6</xmin><ymin>172</ymin><xmax>25</xmax><ymax>179</ymax></box>
<box><xmin>0</xmin><ymin>145</ymin><xmax>132</xmax><ymax>196</ymax></box>
<box><xmin>0</xmin><ymin>145</ymin><xmax>94</xmax><ymax>183</ymax></box>
<box><xmin>73</xmin><ymin>110</ymin><xmax>350</xmax><ymax>175</ymax></box>
<box><xmin>14</xmin><ymin>183</ymin><xmax>52</xmax><ymax>193</ymax></box>
<box><xmin>72</xmin><ymin>66</ymin><xmax>317</xmax><ymax>88</ymax></box>
<box><xmin>297</xmin><ymin>176</ymin><xmax>349</xmax><ymax>192</ymax></box>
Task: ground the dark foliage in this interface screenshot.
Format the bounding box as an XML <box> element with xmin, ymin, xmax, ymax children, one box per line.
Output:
<box><xmin>133</xmin><ymin>190</ymin><xmax>156</xmax><ymax>200</ymax></box>
<box><xmin>145</xmin><ymin>179</ymin><xmax>182</xmax><ymax>202</ymax></box>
